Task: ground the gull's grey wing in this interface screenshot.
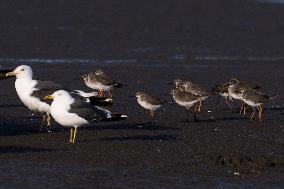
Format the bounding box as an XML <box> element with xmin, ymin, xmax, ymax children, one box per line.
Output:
<box><xmin>69</xmin><ymin>96</ymin><xmax>110</xmax><ymax>121</ymax></box>
<box><xmin>31</xmin><ymin>80</ymin><xmax>68</xmax><ymax>100</ymax></box>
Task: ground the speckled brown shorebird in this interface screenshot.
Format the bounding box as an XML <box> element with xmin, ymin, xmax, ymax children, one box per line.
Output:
<box><xmin>173</xmin><ymin>79</ymin><xmax>186</xmax><ymax>90</ymax></box>
<box><xmin>212</xmin><ymin>81</ymin><xmax>233</xmax><ymax>111</ymax></box>
<box><xmin>228</xmin><ymin>78</ymin><xmax>262</xmax><ymax>114</ymax></box>
<box><xmin>135</xmin><ymin>92</ymin><xmax>164</xmax><ymax>118</ymax></box>
<box><xmin>171</xmin><ymin>88</ymin><xmax>203</xmax><ymax>122</ymax></box>
<box><xmin>242</xmin><ymin>89</ymin><xmax>272</xmax><ymax>125</ymax></box>
<box><xmin>181</xmin><ymin>80</ymin><xmax>212</xmax><ymax>112</ymax></box>
<box><xmin>81</xmin><ymin>69</ymin><xmax>126</xmax><ymax>98</ymax></box>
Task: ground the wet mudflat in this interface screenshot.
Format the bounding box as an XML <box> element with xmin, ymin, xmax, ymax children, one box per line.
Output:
<box><xmin>0</xmin><ymin>61</ymin><xmax>283</xmax><ymax>188</ymax></box>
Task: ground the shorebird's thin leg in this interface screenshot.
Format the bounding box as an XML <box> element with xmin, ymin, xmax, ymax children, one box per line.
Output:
<box><xmin>195</xmin><ymin>104</ymin><xmax>199</xmax><ymax>112</ymax></box>
<box><xmin>188</xmin><ymin>107</ymin><xmax>197</xmax><ymax>122</ymax></box>
<box><xmin>47</xmin><ymin>113</ymin><xmax>51</xmax><ymax>127</ymax></box>
<box><xmin>198</xmin><ymin>100</ymin><xmax>202</xmax><ymax>112</ymax></box>
<box><xmin>109</xmin><ymin>90</ymin><xmax>113</xmax><ymax>98</ymax></box>
<box><xmin>258</xmin><ymin>104</ymin><xmax>263</xmax><ymax>126</ymax></box>
<box><xmin>99</xmin><ymin>90</ymin><xmax>103</xmax><ymax>97</ymax></box>
<box><xmin>240</xmin><ymin>101</ymin><xmax>244</xmax><ymax>114</ymax></box>
<box><xmin>70</xmin><ymin>128</ymin><xmax>74</xmax><ymax>143</ymax></box>
<box><xmin>42</xmin><ymin>114</ymin><xmax>46</xmax><ymax>125</ymax></box>
<box><xmin>73</xmin><ymin>127</ymin><xmax>78</xmax><ymax>143</ymax></box>
<box><xmin>225</xmin><ymin>97</ymin><xmax>233</xmax><ymax>111</ymax></box>
<box><xmin>150</xmin><ymin>110</ymin><xmax>155</xmax><ymax>118</ymax></box>
<box><xmin>243</xmin><ymin>104</ymin><xmax>246</xmax><ymax>115</ymax></box>
<box><xmin>250</xmin><ymin>107</ymin><xmax>256</xmax><ymax>121</ymax></box>
<box><xmin>41</xmin><ymin>114</ymin><xmax>47</xmax><ymax>131</ymax></box>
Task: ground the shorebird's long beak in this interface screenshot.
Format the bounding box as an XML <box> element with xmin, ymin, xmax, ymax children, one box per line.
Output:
<box><xmin>168</xmin><ymin>82</ymin><xmax>173</xmax><ymax>85</ymax></box>
<box><xmin>5</xmin><ymin>71</ymin><xmax>16</xmax><ymax>77</ymax></box>
<box><xmin>44</xmin><ymin>95</ymin><xmax>54</xmax><ymax>100</ymax></box>
<box><xmin>128</xmin><ymin>95</ymin><xmax>135</xmax><ymax>98</ymax></box>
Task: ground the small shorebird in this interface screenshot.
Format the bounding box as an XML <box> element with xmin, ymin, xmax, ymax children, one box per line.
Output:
<box><xmin>212</xmin><ymin>81</ymin><xmax>233</xmax><ymax>111</ymax></box>
<box><xmin>171</xmin><ymin>88</ymin><xmax>202</xmax><ymax>122</ymax></box>
<box><xmin>173</xmin><ymin>79</ymin><xmax>186</xmax><ymax>90</ymax></box>
<box><xmin>81</xmin><ymin>69</ymin><xmax>126</xmax><ymax>98</ymax></box>
<box><xmin>228</xmin><ymin>78</ymin><xmax>262</xmax><ymax>114</ymax></box>
<box><xmin>44</xmin><ymin>90</ymin><xmax>128</xmax><ymax>143</ymax></box>
<box><xmin>242</xmin><ymin>89</ymin><xmax>272</xmax><ymax>125</ymax></box>
<box><xmin>181</xmin><ymin>81</ymin><xmax>211</xmax><ymax>112</ymax></box>
<box><xmin>135</xmin><ymin>92</ymin><xmax>164</xmax><ymax>118</ymax></box>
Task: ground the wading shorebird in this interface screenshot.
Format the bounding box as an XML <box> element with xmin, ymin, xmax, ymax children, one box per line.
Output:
<box><xmin>212</xmin><ymin>81</ymin><xmax>233</xmax><ymax>111</ymax></box>
<box><xmin>228</xmin><ymin>78</ymin><xmax>263</xmax><ymax>115</ymax></box>
<box><xmin>242</xmin><ymin>88</ymin><xmax>272</xmax><ymax>126</ymax></box>
<box><xmin>81</xmin><ymin>69</ymin><xmax>126</xmax><ymax>98</ymax></box>
<box><xmin>171</xmin><ymin>88</ymin><xmax>203</xmax><ymax>122</ymax></box>
<box><xmin>135</xmin><ymin>91</ymin><xmax>164</xmax><ymax>118</ymax></box>
<box><xmin>182</xmin><ymin>81</ymin><xmax>212</xmax><ymax>112</ymax></box>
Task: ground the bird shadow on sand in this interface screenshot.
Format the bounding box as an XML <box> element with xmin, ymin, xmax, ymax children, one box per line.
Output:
<box><xmin>99</xmin><ymin>134</ymin><xmax>178</xmax><ymax>141</ymax></box>
<box><xmin>0</xmin><ymin>104</ymin><xmax>25</xmax><ymax>108</ymax></box>
<box><xmin>0</xmin><ymin>145</ymin><xmax>53</xmax><ymax>153</ymax></box>
<box><xmin>85</xmin><ymin>122</ymin><xmax>181</xmax><ymax>131</ymax></box>
<box><xmin>265</xmin><ymin>106</ymin><xmax>284</xmax><ymax>111</ymax></box>
<box><xmin>0</xmin><ymin>121</ymin><xmax>64</xmax><ymax>136</ymax></box>
<box><xmin>216</xmin><ymin>116</ymin><xmax>248</xmax><ymax>121</ymax></box>
<box><xmin>180</xmin><ymin>118</ymin><xmax>216</xmax><ymax>123</ymax></box>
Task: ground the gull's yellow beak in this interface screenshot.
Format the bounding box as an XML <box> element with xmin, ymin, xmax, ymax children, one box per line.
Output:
<box><xmin>5</xmin><ymin>72</ymin><xmax>16</xmax><ymax>77</ymax></box>
<box><xmin>44</xmin><ymin>95</ymin><xmax>54</xmax><ymax>100</ymax></box>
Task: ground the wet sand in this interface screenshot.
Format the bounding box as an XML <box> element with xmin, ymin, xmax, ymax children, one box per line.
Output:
<box><xmin>0</xmin><ymin>0</ymin><xmax>283</xmax><ymax>188</ymax></box>
<box><xmin>0</xmin><ymin>61</ymin><xmax>283</xmax><ymax>188</ymax></box>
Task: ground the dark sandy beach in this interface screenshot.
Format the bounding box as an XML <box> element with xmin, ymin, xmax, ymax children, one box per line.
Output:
<box><xmin>0</xmin><ymin>0</ymin><xmax>283</xmax><ymax>188</ymax></box>
<box><xmin>0</xmin><ymin>61</ymin><xmax>283</xmax><ymax>188</ymax></box>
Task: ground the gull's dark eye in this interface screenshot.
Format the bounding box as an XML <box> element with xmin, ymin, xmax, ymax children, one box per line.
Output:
<box><xmin>20</xmin><ymin>68</ymin><xmax>25</xmax><ymax>71</ymax></box>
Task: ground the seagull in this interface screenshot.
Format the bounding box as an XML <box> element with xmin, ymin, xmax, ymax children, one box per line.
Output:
<box><xmin>80</xmin><ymin>69</ymin><xmax>126</xmax><ymax>98</ymax></box>
<box><xmin>44</xmin><ymin>90</ymin><xmax>128</xmax><ymax>143</ymax></box>
<box><xmin>72</xmin><ymin>90</ymin><xmax>114</xmax><ymax>106</ymax></box>
<box><xmin>135</xmin><ymin>91</ymin><xmax>164</xmax><ymax>118</ymax></box>
<box><xmin>6</xmin><ymin>65</ymin><xmax>113</xmax><ymax>129</ymax></box>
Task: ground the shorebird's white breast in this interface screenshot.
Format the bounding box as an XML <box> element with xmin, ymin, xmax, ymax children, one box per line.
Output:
<box><xmin>228</xmin><ymin>87</ymin><xmax>243</xmax><ymax>100</ymax></box>
<box><xmin>173</xmin><ymin>97</ymin><xmax>198</xmax><ymax>108</ymax></box>
<box><xmin>85</xmin><ymin>80</ymin><xmax>111</xmax><ymax>91</ymax></box>
<box><xmin>243</xmin><ymin>99</ymin><xmax>261</xmax><ymax>107</ymax></box>
<box><xmin>220</xmin><ymin>93</ymin><xmax>230</xmax><ymax>97</ymax></box>
<box><xmin>229</xmin><ymin>91</ymin><xmax>242</xmax><ymax>100</ymax></box>
<box><xmin>137</xmin><ymin>98</ymin><xmax>161</xmax><ymax>110</ymax></box>
<box><xmin>15</xmin><ymin>79</ymin><xmax>50</xmax><ymax>113</ymax></box>
<box><xmin>50</xmin><ymin>101</ymin><xmax>89</xmax><ymax>127</ymax></box>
